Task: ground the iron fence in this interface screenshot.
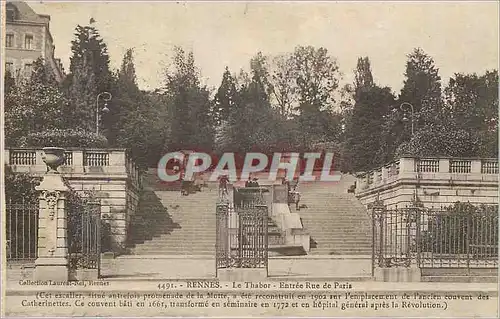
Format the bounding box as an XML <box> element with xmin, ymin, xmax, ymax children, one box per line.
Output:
<box><xmin>372</xmin><ymin>204</ymin><xmax>498</xmax><ymax>272</ymax></box>
<box><xmin>216</xmin><ymin>196</ymin><xmax>268</xmax><ymax>273</ymax></box>
<box><xmin>6</xmin><ymin>200</ymin><xmax>39</xmax><ymax>262</ymax></box>
<box><xmin>67</xmin><ymin>201</ymin><xmax>102</xmax><ymax>273</ymax></box>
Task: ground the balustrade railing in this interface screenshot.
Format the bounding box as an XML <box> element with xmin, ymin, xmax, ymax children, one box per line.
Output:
<box><xmin>6</xmin><ymin>148</ymin><xmax>142</xmax><ymax>191</ymax></box>
<box><xmin>62</xmin><ymin>151</ymin><xmax>73</xmax><ymax>166</ymax></box>
<box><xmin>10</xmin><ymin>150</ymin><xmax>36</xmax><ymax>166</ymax></box>
<box><xmin>357</xmin><ymin>157</ymin><xmax>497</xmax><ymax>192</ymax></box>
<box><xmin>450</xmin><ymin>160</ymin><xmax>471</xmax><ymax>173</ymax></box>
<box><xmin>481</xmin><ymin>160</ymin><xmax>498</xmax><ymax>174</ymax></box>
<box><xmin>416</xmin><ymin>159</ymin><xmax>439</xmax><ymax>173</ymax></box>
<box><xmin>83</xmin><ymin>151</ymin><xmax>109</xmax><ymax>166</ymax></box>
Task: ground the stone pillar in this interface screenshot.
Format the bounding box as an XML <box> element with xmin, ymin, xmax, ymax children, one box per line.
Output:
<box><xmin>34</xmin><ymin>151</ymin><xmax>70</xmax><ymax>281</ymax></box>
<box><xmin>471</xmin><ymin>159</ymin><xmax>482</xmax><ymax>174</ymax></box>
<box><xmin>72</xmin><ymin>150</ymin><xmax>84</xmax><ymax>174</ymax></box>
<box><xmin>5</xmin><ymin>149</ymin><xmax>10</xmax><ymax>165</ymax></box>
<box><xmin>439</xmin><ymin>158</ymin><xmax>449</xmax><ymax>173</ymax></box>
<box><xmin>399</xmin><ymin>157</ymin><xmax>415</xmax><ymax>173</ymax></box>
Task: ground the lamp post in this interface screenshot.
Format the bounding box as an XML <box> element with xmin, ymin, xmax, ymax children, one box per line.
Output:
<box><xmin>399</xmin><ymin>102</ymin><xmax>415</xmax><ymax>136</ymax></box>
<box><xmin>96</xmin><ymin>92</ymin><xmax>112</xmax><ymax>135</ymax></box>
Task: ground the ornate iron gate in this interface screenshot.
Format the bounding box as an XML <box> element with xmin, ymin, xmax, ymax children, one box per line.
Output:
<box><xmin>68</xmin><ymin>201</ymin><xmax>102</xmax><ymax>276</ymax></box>
<box><xmin>216</xmin><ymin>189</ymin><xmax>269</xmax><ymax>275</ymax></box>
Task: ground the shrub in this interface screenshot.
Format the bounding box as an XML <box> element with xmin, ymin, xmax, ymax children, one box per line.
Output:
<box><xmin>4</xmin><ymin>165</ymin><xmax>40</xmax><ymax>204</ymax></box>
<box><xmin>420</xmin><ymin>202</ymin><xmax>498</xmax><ymax>255</ymax></box>
<box><xmin>20</xmin><ymin>128</ymin><xmax>108</xmax><ymax>148</ymax></box>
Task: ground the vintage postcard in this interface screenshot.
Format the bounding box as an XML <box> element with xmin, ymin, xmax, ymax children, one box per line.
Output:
<box><xmin>1</xmin><ymin>0</ymin><xmax>498</xmax><ymax>317</ymax></box>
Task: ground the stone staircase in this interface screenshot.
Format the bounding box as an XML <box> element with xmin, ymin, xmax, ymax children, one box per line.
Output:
<box><xmin>291</xmin><ymin>177</ymin><xmax>372</xmax><ymax>255</ymax></box>
<box><xmin>129</xmin><ymin>189</ymin><xmax>217</xmax><ymax>255</ymax></box>
<box><xmin>130</xmin><ymin>171</ymin><xmax>371</xmax><ymax>256</ymax></box>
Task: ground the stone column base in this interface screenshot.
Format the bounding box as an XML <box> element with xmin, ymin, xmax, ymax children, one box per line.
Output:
<box><xmin>217</xmin><ymin>268</ymin><xmax>267</xmax><ymax>281</ymax></box>
<box><xmin>374</xmin><ymin>266</ymin><xmax>421</xmax><ymax>282</ymax></box>
<box><xmin>34</xmin><ymin>257</ymin><xmax>69</xmax><ymax>281</ymax></box>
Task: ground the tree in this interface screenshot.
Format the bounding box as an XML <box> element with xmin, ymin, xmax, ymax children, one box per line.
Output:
<box><xmin>343</xmin><ymin>84</ymin><xmax>395</xmax><ymax>172</ymax></box>
<box><xmin>66</xmin><ymin>25</ymin><xmax>113</xmax><ymax>131</ymax></box>
<box><xmin>216</xmin><ymin>53</ymin><xmax>285</xmax><ymax>156</ymax></box>
<box><xmin>4</xmin><ymin>58</ymin><xmax>71</xmax><ymax>146</ymax></box>
<box><xmin>375</xmin><ymin>48</ymin><xmax>444</xmax><ymax>163</ymax></box>
<box><xmin>163</xmin><ymin>47</ymin><xmax>215</xmax><ymax>151</ymax></box>
<box><xmin>105</xmin><ymin>48</ymin><xmax>141</xmax><ymax>145</ymax></box>
<box><xmin>213</xmin><ymin>67</ymin><xmax>238</xmax><ymax>125</ymax></box>
<box><xmin>266</xmin><ymin>53</ymin><xmax>300</xmax><ymax>118</ymax></box>
<box><xmin>354</xmin><ymin>57</ymin><xmax>374</xmax><ymax>96</ymax></box>
<box><xmin>292</xmin><ymin>46</ymin><xmax>341</xmax><ymax>113</ymax></box>
<box><xmin>443</xmin><ymin>70</ymin><xmax>499</xmax><ymax>157</ymax></box>
<box><xmin>399</xmin><ymin>48</ymin><xmax>443</xmax><ymax>127</ymax></box>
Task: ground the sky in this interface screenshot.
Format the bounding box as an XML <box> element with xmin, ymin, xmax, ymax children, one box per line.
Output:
<box><xmin>30</xmin><ymin>1</ymin><xmax>499</xmax><ymax>93</ymax></box>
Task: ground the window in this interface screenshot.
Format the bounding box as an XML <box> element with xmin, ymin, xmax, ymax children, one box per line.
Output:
<box><xmin>5</xmin><ymin>62</ymin><xmax>14</xmax><ymax>74</ymax></box>
<box><xmin>6</xmin><ymin>8</ymin><xmax>16</xmax><ymax>21</ymax></box>
<box><xmin>24</xmin><ymin>35</ymin><xmax>33</xmax><ymax>50</ymax></box>
<box><xmin>24</xmin><ymin>63</ymin><xmax>33</xmax><ymax>76</ymax></box>
<box><xmin>6</xmin><ymin>34</ymin><xmax>14</xmax><ymax>48</ymax></box>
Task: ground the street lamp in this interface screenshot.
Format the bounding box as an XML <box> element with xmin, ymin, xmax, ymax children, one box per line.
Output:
<box><xmin>399</xmin><ymin>102</ymin><xmax>415</xmax><ymax>136</ymax></box>
<box><xmin>96</xmin><ymin>92</ymin><xmax>112</xmax><ymax>135</ymax></box>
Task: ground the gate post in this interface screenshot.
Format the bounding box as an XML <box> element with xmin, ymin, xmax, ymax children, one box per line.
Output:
<box><xmin>34</xmin><ymin>148</ymin><xmax>70</xmax><ymax>281</ymax></box>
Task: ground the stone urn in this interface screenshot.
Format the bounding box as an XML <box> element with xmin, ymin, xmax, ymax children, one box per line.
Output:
<box><xmin>41</xmin><ymin>147</ymin><xmax>65</xmax><ymax>174</ymax></box>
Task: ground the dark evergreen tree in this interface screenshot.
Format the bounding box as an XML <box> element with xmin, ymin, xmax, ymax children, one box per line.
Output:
<box><xmin>163</xmin><ymin>47</ymin><xmax>215</xmax><ymax>152</ymax></box>
<box><xmin>66</xmin><ymin>25</ymin><xmax>113</xmax><ymax>131</ymax></box>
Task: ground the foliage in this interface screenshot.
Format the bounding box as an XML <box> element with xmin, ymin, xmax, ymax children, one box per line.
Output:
<box><xmin>444</xmin><ymin>70</ymin><xmax>499</xmax><ymax>157</ymax></box>
<box><xmin>104</xmin><ymin>49</ymin><xmax>166</xmax><ymax>168</ymax></box>
<box><xmin>392</xmin><ymin>69</ymin><xmax>498</xmax><ymax>159</ymax></box>
<box><xmin>214</xmin><ymin>66</ymin><xmax>239</xmax><ymax>124</ymax></box>
<box><xmin>342</xmin><ymin>57</ymin><xmax>396</xmax><ymax>172</ymax></box>
<box><xmin>4</xmin><ymin>58</ymin><xmax>72</xmax><ymax>146</ymax></box>
<box><xmin>66</xmin><ymin>25</ymin><xmax>113</xmax><ymax>131</ymax></box>
<box><xmin>20</xmin><ymin>128</ymin><xmax>108</xmax><ymax>148</ymax></box>
<box><xmin>399</xmin><ymin>48</ymin><xmax>443</xmax><ymax>115</ymax></box>
<box><xmin>4</xmin><ymin>165</ymin><xmax>40</xmax><ymax>204</ymax></box>
<box><xmin>163</xmin><ymin>47</ymin><xmax>215</xmax><ymax>152</ymax></box>
<box><xmin>394</xmin><ymin>123</ymin><xmax>479</xmax><ymax>158</ymax></box>
<box><xmin>292</xmin><ymin>46</ymin><xmax>341</xmax><ymax>113</ymax></box>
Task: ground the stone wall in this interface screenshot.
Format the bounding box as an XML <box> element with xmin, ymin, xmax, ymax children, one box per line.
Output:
<box><xmin>355</xmin><ymin>157</ymin><xmax>498</xmax><ymax>209</ymax></box>
<box><xmin>5</xmin><ymin>148</ymin><xmax>142</xmax><ymax>252</ymax></box>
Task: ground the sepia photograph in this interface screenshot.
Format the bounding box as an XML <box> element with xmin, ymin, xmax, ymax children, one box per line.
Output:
<box><xmin>1</xmin><ymin>0</ymin><xmax>499</xmax><ymax>317</ymax></box>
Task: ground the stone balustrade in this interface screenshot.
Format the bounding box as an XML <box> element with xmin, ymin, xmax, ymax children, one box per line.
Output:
<box><xmin>355</xmin><ymin>157</ymin><xmax>498</xmax><ymax>208</ymax></box>
<box><xmin>5</xmin><ymin>148</ymin><xmax>141</xmax><ymax>189</ymax></box>
<box><xmin>356</xmin><ymin>157</ymin><xmax>498</xmax><ymax>191</ymax></box>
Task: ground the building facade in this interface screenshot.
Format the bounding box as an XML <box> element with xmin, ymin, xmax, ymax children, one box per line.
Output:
<box><xmin>4</xmin><ymin>1</ymin><xmax>65</xmax><ymax>82</ymax></box>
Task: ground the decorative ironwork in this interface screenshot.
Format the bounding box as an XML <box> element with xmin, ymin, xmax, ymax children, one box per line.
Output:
<box><xmin>68</xmin><ymin>201</ymin><xmax>102</xmax><ymax>274</ymax></box>
<box><xmin>372</xmin><ymin>203</ymin><xmax>498</xmax><ymax>273</ymax></box>
<box><xmin>6</xmin><ymin>200</ymin><xmax>39</xmax><ymax>262</ymax></box>
<box><xmin>216</xmin><ymin>188</ymin><xmax>269</xmax><ymax>274</ymax></box>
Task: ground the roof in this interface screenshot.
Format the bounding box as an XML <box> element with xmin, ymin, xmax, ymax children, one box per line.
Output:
<box><xmin>6</xmin><ymin>1</ymin><xmax>50</xmax><ymax>24</ymax></box>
